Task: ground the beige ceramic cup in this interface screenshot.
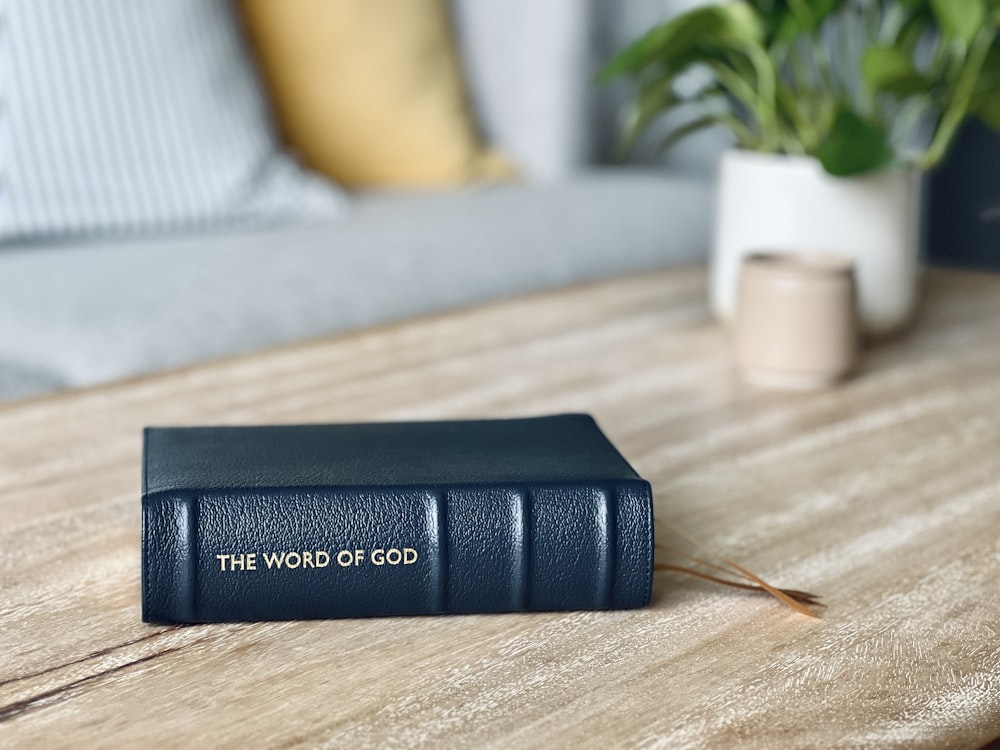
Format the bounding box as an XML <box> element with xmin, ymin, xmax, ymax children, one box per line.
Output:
<box><xmin>735</xmin><ymin>252</ymin><xmax>859</xmax><ymax>391</ymax></box>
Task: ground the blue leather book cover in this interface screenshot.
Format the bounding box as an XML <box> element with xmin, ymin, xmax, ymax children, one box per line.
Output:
<box><xmin>141</xmin><ymin>414</ymin><xmax>653</xmax><ymax>623</ymax></box>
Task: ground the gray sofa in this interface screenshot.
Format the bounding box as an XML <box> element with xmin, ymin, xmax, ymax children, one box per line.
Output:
<box><xmin>0</xmin><ymin>0</ymin><xmax>725</xmax><ymax>402</ymax></box>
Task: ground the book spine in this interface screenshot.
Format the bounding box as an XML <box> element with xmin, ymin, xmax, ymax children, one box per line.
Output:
<box><xmin>142</xmin><ymin>481</ymin><xmax>652</xmax><ymax>623</ymax></box>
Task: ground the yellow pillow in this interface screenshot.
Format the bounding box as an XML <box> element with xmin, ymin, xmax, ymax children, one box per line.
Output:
<box><xmin>240</xmin><ymin>0</ymin><xmax>515</xmax><ymax>188</ymax></box>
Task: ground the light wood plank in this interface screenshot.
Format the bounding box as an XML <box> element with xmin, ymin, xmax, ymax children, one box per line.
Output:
<box><xmin>2</xmin><ymin>267</ymin><xmax>999</xmax><ymax>748</ymax></box>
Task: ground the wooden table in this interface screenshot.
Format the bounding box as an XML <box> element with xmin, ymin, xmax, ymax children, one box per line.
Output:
<box><xmin>2</xmin><ymin>267</ymin><xmax>999</xmax><ymax>749</ymax></box>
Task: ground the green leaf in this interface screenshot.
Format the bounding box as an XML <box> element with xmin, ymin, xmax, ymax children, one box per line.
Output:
<box><xmin>750</xmin><ymin>0</ymin><xmax>838</xmax><ymax>42</ymax></box>
<box><xmin>894</xmin><ymin>11</ymin><xmax>930</xmax><ymax>51</ymax></box>
<box><xmin>815</xmin><ymin>109</ymin><xmax>895</xmax><ymax>176</ymax></box>
<box><xmin>929</xmin><ymin>0</ymin><xmax>986</xmax><ymax>43</ymax></box>
<box><xmin>970</xmin><ymin>45</ymin><xmax>1000</xmax><ymax>131</ymax></box>
<box><xmin>657</xmin><ymin>116</ymin><xmax>720</xmax><ymax>153</ymax></box>
<box><xmin>974</xmin><ymin>94</ymin><xmax>1000</xmax><ymax>130</ymax></box>
<box><xmin>720</xmin><ymin>2</ymin><xmax>768</xmax><ymax>40</ymax></box>
<box><xmin>787</xmin><ymin>0</ymin><xmax>839</xmax><ymax>32</ymax></box>
<box><xmin>596</xmin><ymin>3</ymin><xmax>764</xmax><ymax>83</ymax></box>
<box><xmin>772</xmin><ymin>11</ymin><xmax>802</xmax><ymax>42</ymax></box>
<box><xmin>862</xmin><ymin>45</ymin><xmax>931</xmax><ymax>96</ymax></box>
<box><xmin>620</xmin><ymin>82</ymin><xmax>679</xmax><ymax>155</ymax></box>
<box><xmin>595</xmin><ymin>13</ymin><xmax>712</xmax><ymax>82</ymax></box>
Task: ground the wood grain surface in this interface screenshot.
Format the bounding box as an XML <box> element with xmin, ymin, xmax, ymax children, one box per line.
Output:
<box><xmin>1</xmin><ymin>267</ymin><xmax>999</xmax><ymax>749</ymax></box>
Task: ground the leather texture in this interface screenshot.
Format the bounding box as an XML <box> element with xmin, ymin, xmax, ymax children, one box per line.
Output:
<box><xmin>142</xmin><ymin>415</ymin><xmax>653</xmax><ymax>623</ymax></box>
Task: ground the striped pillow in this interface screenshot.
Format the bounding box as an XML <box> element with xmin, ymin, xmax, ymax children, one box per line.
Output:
<box><xmin>0</xmin><ymin>0</ymin><xmax>344</xmax><ymax>242</ymax></box>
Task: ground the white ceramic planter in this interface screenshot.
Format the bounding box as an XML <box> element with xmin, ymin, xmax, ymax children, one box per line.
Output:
<box><xmin>711</xmin><ymin>149</ymin><xmax>923</xmax><ymax>337</ymax></box>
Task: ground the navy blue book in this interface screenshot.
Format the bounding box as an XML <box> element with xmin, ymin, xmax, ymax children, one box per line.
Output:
<box><xmin>141</xmin><ymin>414</ymin><xmax>654</xmax><ymax>623</ymax></box>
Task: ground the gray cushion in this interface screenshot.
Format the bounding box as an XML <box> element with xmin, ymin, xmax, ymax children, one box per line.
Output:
<box><xmin>0</xmin><ymin>171</ymin><xmax>712</xmax><ymax>401</ymax></box>
<box><xmin>0</xmin><ymin>0</ymin><xmax>343</xmax><ymax>242</ymax></box>
<box><xmin>0</xmin><ymin>359</ymin><xmax>70</xmax><ymax>402</ymax></box>
<box><xmin>454</xmin><ymin>0</ymin><xmax>595</xmax><ymax>180</ymax></box>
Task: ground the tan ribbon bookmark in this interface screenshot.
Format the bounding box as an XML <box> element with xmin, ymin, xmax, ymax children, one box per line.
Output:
<box><xmin>655</xmin><ymin>520</ymin><xmax>824</xmax><ymax>619</ymax></box>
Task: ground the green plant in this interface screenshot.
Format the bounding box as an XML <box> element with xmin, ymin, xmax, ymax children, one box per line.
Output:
<box><xmin>598</xmin><ymin>0</ymin><xmax>1000</xmax><ymax>176</ymax></box>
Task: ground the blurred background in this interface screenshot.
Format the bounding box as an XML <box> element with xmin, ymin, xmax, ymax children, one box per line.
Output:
<box><xmin>0</xmin><ymin>0</ymin><xmax>997</xmax><ymax>403</ymax></box>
